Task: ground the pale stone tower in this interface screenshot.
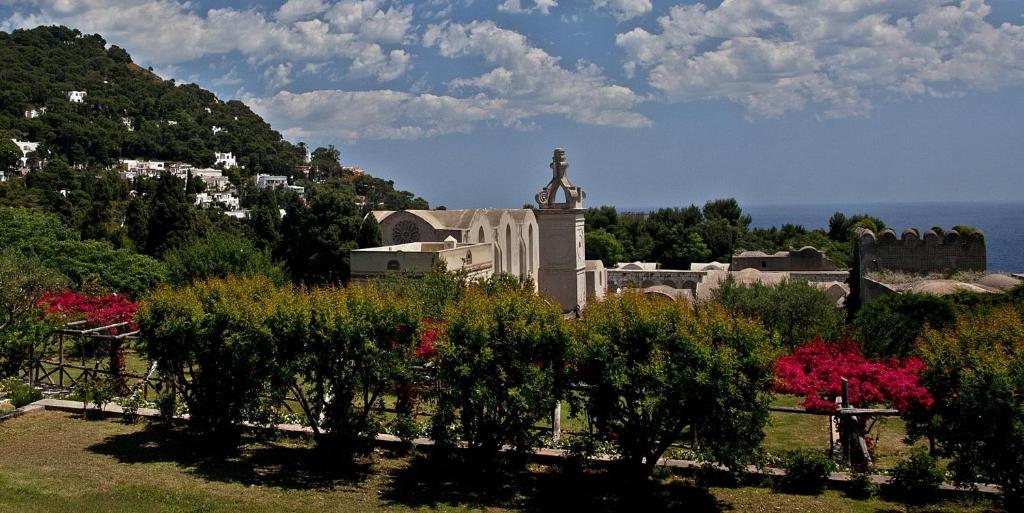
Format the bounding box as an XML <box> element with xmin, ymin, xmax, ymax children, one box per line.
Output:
<box><xmin>534</xmin><ymin>148</ymin><xmax>587</xmax><ymax>313</ymax></box>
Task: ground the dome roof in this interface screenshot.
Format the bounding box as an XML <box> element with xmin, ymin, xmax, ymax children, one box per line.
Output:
<box><xmin>905</xmin><ymin>280</ymin><xmax>990</xmax><ymax>296</ymax></box>
<box><xmin>976</xmin><ymin>274</ymin><xmax>1022</xmax><ymax>292</ymax></box>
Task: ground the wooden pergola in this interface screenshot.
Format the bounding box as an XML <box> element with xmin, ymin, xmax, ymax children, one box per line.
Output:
<box><xmin>25</xmin><ymin>319</ymin><xmax>148</xmax><ymax>395</ymax></box>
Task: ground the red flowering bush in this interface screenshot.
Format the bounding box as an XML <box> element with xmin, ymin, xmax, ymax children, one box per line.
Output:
<box><xmin>775</xmin><ymin>337</ymin><xmax>933</xmax><ymax>413</ymax></box>
<box><xmin>38</xmin><ymin>291</ymin><xmax>139</xmax><ymax>393</ymax></box>
<box><xmin>415</xmin><ymin>318</ymin><xmax>440</xmax><ymax>360</ymax></box>
<box><xmin>37</xmin><ymin>291</ymin><xmax>138</xmax><ymax>334</ymax></box>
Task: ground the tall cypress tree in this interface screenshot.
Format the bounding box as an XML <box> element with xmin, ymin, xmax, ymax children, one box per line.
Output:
<box><xmin>145</xmin><ymin>172</ymin><xmax>196</xmax><ymax>256</ymax></box>
<box><xmin>356</xmin><ymin>213</ymin><xmax>382</xmax><ymax>248</ymax></box>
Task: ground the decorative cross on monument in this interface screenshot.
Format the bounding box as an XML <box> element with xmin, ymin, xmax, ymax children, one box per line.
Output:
<box><xmin>535</xmin><ymin>148</ymin><xmax>585</xmax><ymax>210</ymax></box>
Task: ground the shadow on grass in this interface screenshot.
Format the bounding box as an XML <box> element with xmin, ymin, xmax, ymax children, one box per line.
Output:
<box><xmin>87</xmin><ymin>423</ymin><xmax>371</xmax><ymax>490</ymax></box>
<box><xmin>379</xmin><ymin>455</ymin><xmax>728</xmax><ymax>513</ymax></box>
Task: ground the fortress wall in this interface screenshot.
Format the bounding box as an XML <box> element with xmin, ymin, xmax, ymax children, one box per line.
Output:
<box><xmin>857</xmin><ymin>228</ymin><xmax>986</xmax><ymax>274</ymax></box>
<box><xmin>732</xmin><ymin>247</ymin><xmax>838</xmax><ymax>272</ymax></box>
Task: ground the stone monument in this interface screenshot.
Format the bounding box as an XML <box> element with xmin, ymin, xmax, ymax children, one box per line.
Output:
<box><xmin>534</xmin><ymin>148</ymin><xmax>587</xmax><ymax>312</ymax></box>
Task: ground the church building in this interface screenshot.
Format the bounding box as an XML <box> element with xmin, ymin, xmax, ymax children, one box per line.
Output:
<box><xmin>349</xmin><ymin>149</ymin><xmax>603</xmax><ymax>312</ymax></box>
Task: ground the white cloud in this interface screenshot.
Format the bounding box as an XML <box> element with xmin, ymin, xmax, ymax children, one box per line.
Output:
<box><xmin>593</xmin><ymin>0</ymin><xmax>651</xmax><ymax>21</ymax></box>
<box><xmin>498</xmin><ymin>0</ymin><xmax>557</xmax><ymax>15</ymax></box>
<box><xmin>250</xmin><ymin>20</ymin><xmax>653</xmax><ymax>143</ymax></box>
<box><xmin>247</xmin><ymin>89</ymin><xmax>522</xmax><ymax>140</ymax></box>
<box><xmin>423</xmin><ymin>20</ymin><xmax>650</xmax><ymax>128</ymax></box>
<box><xmin>2</xmin><ymin>0</ymin><xmax>414</xmax><ymax>83</ymax></box>
<box><xmin>262</xmin><ymin>62</ymin><xmax>294</xmax><ymax>90</ymax></box>
<box><xmin>275</xmin><ymin>0</ymin><xmax>328</xmax><ymax>23</ymax></box>
<box><xmin>617</xmin><ymin>0</ymin><xmax>1024</xmax><ymax>118</ymax></box>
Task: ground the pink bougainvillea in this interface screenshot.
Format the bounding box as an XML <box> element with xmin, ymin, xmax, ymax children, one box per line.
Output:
<box><xmin>37</xmin><ymin>291</ymin><xmax>137</xmax><ymax>334</ymax></box>
<box><xmin>774</xmin><ymin>337</ymin><xmax>933</xmax><ymax>413</ymax></box>
<box><xmin>37</xmin><ymin>291</ymin><xmax>139</xmax><ymax>394</ymax></box>
<box><xmin>415</xmin><ymin>318</ymin><xmax>440</xmax><ymax>360</ymax></box>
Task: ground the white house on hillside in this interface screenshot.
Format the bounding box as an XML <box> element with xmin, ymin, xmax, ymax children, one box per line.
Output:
<box><xmin>195</xmin><ymin>192</ymin><xmax>240</xmax><ymax>211</ymax></box>
<box><xmin>11</xmin><ymin>139</ymin><xmax>39</xmax><ymax>168</ymax></box>
<box><xmin>192</xmin><ymin>168</ymin><xmax>230</xmax><ymax>191</ymax></box>
<box><xmin>256</xmin><ymin>174</ymin><xmax>288</xmax><ymax>189</ymax></box>
<box><xmin>24</xmin><ymin>107</ymin><xmax>46</xmax><ymax>119</ymax></box>
<box><xmin>67</xmin><ymin>91</ymin><xmax>87</xmax><ymax>103</ymax></box>
<box><xmin>214</xmin><ymin>152</ymin><xmax>236</xmax><ymax>168</ymax></box>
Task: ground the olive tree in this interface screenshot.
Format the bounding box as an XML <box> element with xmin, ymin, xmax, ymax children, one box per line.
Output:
<box><xmin>576</xmin><ymin>292</ymin><xmax>775</xmax><ymax>477</ymax></box>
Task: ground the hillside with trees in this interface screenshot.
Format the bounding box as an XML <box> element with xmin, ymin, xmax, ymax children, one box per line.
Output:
<box><xmin>0</xmin><ymin>25</ymin><xmax>300</xmax><ymax>172</ymax></box>
<box><xmin>0</xmin><ymin>25</ymin><xmax>429</xmax><ymax>286</ymax></box>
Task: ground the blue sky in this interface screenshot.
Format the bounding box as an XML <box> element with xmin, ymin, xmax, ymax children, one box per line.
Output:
<box><xmin>2</xmin><ymin>0</ymin><xmax>1024</xmax><ymax>209</ymax></box>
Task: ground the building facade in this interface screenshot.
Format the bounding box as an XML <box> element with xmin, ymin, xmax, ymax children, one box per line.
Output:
<box><xmin>370</xmin><ymin>208</ymin><xmax>540</xmax><ymax>289</ymax></box>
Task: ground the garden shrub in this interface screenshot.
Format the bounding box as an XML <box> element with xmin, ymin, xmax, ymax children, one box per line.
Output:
<box><xmin>138</xmin><ymin>276</ymin><xmax>295</xmax><ymax>447</ymax></box>
<box><xmin>430</xmin><ymin>284</ymin><xmax>572</xmax><ymax>464</ymax></box>
<box><xmin>289</xmin><ymin>285</ymin><xmax>422</xmax><ymax>454</ymax></box>
<box><xmin>155</xmin><ymin>391</ymin><xmax>178</xmax><ymax>424</ymax></box>
<box><xmin>77</xmin><ymin>375</ymin><xmax>114</xmax><ymax>418</ymax></box>
<box><xmin>0</xmin><ymin>378</ymin><xmax>42</xmax><ymax>408</ymax></box>
<box><xmin>846</xmin><ymin>471</ymin><xmax>877</xmax><ymax>500</ymax></box>
<box><xmin>854</xmin><ymin>293</ymin><xmax>956</xmax><ymax>358</ymax></box>
<box><xmin>713</xmin><ymin>277</ymin><xmax>844</xmax><ymax>349</ymax></box>
<box><xmin>576</xmin><ymin>292</ymin><xmax>774</xmax><ymax>478</ymax></box>
<box><xmin>889</xmin><ymin>447</ymin><xmax>944</xmax><ymax>503</ymax></box>
<box><xmin>910</xmin><ymin>307</ymin><xmax>1024</xmax><ymax>509</ymax></box>
<box><xmin>119</xmin><ymin>393</ymin><xmax>148</xmax><ymax>424</ymax></box>
<box><xmin>779</xmin><ymin>449</ymin><xmax>836</xmax><ymax>494</ymax></box>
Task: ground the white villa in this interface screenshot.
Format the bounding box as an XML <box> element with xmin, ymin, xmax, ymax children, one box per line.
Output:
<box><xmin>256</xmin><ymin>174</ymin><xmax>288</xmax><ymax>189</ymax></box>
<box><xmin>67</xmin><ymin>91</ymin><xmax>87</xmax><ymax>103</ymax></box>
<box><xmin>24</xmin><ymin>107</ymin><xmax>46</xmax><ymax>119</ymax></box>
<box><xmin>11</xmin><ymin>139</ymin><xmax>39</xmax><ymax>168</ymax></box>
<box><xmin>214</xmin><ymin>152</ymin><xmax>237</xmax><ymax>168</ymax></box>
<box><xmin>118</xmin><ymin>159</ymin><xmax>166</xmax><ymax>180</ymax></box>
<box><xmin>195</xmin><ymin>192</ymin><xmax>239</xmax><ymax>210</ymax></box>
<box><xmin>192</xmin><ymin>168</ymin><xmax>230</xmax><ymax>191</ymax></box>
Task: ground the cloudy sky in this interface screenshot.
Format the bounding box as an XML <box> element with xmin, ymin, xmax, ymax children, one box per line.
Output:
<box><xmin>3</xmin><ymin>0</ymin><xmax>1024</xmax><ymax>209</ymax></box>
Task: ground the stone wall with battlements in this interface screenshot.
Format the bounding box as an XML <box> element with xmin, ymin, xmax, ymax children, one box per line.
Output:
<box><xmin>857</xmin><ymin>227</ymin><xmax>986</xmax><ymax>274</ymax></box>
<box><xmin>732</xmin><ymin>246</ymin><xmax>838</xmax><ymax>271</ymax></box>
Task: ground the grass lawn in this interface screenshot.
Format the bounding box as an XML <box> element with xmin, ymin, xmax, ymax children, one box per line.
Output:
<box><xmin>0</xmin><ymin>411</ymin><xmax>1002</xmax><ymax>513</ymax></box>
<box><xmin>762</xmin><ymin>395</ymin><xmax>923</xmax><ymax>469</ymax></box>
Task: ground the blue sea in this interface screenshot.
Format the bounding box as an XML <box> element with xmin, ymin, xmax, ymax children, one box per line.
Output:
<box><xmin>743</xmin><ymin>202</ymin><xmax>1024</xmax><ymax>273</ymax></box>
<box><xmin>623</xmin><ymin>202</ymin><xmax>1024</xmax><ymax>272</ymax></box>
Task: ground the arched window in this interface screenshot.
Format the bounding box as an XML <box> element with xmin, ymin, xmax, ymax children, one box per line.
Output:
<box><xmin>527</xmin><ymin>224</ymin><xmax>534</xmax><ymax>275</ymax></box>
<box><xmin>478</xmin><ymin>226</ymin><xmax>485</xmax><ymax>243</ymax></box>
<box><xmin>387</xmin><ymin>260</ymin><xmax>401</xmax><ymax>271</ymax></box>
<box><xmin>505</xmin><ymin>224</ymin><xmax>512</xmax><ymax>274</ymax></box>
